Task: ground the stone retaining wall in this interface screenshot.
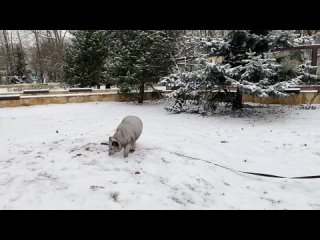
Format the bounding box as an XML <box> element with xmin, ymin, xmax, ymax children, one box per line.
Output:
<box><xmin>0</xmin><ymin>91</ymin><xmax>164</xmax><ymax>108</ymax></box>
<box><xmin>243</xmin><ymin>91</ymin><xmax>320</xmax><ymax>105</ymax></box>
<box><xmin>1</xmin><ymin>86</ymin><xmax>320</xmax><ymax>108</ymax></box>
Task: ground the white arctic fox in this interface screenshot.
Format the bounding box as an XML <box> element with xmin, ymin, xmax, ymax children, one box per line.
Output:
<box><xmin>108</xmin><ymin>116</ymin><xmax>143</xmax><ymax>157</ymax></box>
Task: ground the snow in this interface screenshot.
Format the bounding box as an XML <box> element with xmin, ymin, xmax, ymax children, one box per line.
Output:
<box><xmin>284</xmin><ymin>88</ymin><xmax>300</xmax><ymax>91</ymax></box>
<box><xmin>1</xmin><ymin>101</ymin><xmax>320</xmax><ymax>209</ymax></box>
<box><xmin>153</xmin><ymin>86</ymin><xmax>166</xmax><ymax>91</ymax></box>
<box><xmin>0</xmin><ymin>95</ymin><xmax>20</xmax><ymax>98</ymax></box>
<box><xmin>300</xmin><ymin>90</ymin><xmax>318</xmax><ymax>93</ymax></box>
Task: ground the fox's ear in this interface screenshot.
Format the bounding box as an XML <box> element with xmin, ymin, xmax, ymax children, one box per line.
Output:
<box><xmin>109</xmin><ymin>136</ymin><xmax>112</xmax><ymax>141</ymax></box>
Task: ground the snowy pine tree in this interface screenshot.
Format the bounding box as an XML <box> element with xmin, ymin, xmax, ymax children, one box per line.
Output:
<box><xmin>63</xmin><ymin>30</ymin><xmax>109</xmax><ymax>88</ymax></box>
<box><xmin>105</xmin><ymin>30</ymin><xmax>177</xmax><ymax>103</ymax></box>
<box><xmin>163</xmin><ymin>30</ymin><xmax>320</xmax><ymax>114</ymax></box>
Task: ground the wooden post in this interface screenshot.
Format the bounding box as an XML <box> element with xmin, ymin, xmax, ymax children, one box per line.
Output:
<box><xmin>311</xmin><ymin>46</ymin><xmax>318</xmax><ymax>66</ymax></box>
<box><xmin>311</xmin><ymin>46</ymin><xmax>318</xmax><ymax>74</ymax></box>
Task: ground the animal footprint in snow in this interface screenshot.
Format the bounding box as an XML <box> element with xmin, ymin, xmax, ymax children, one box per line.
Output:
<box><xmin>110</xmin><ymin>192</ymin><xmax>119</xmax><ymax>202</ymax></box>
<box><xmin>90</xmin><ymin>185</ymin><xmax>104</xmax><ymax>191</ymax></box>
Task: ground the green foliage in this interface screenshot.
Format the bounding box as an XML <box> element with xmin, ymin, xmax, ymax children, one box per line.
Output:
<box><xmin>105</xmin><ymin>30</ymin><xmax>177</xmax><ymax>101</ymax></box>
<box><xmin>63</xmin><ymin>30</ymin><xmax>109</xmax><ymax>87</ymax></box>
<box><xmin>12</xmin><ymin>46</ymin><xmax>27</xmax><ymax>77</ymax></box>
<box><xmin>289</xmin><ymin>50</ymin><xmax>304</xmax><ymax>62</ymax></box>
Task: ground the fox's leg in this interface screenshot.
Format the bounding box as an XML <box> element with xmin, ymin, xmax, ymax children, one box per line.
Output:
<box><xmin>130</xmin><ymin>142</ymin><xmax>136</xmax><ymax>152</ymax></box>
<box><xmin>124</xmin><ymin>144</ymin><xmax>131</xmax><ymax>157</ymax></box>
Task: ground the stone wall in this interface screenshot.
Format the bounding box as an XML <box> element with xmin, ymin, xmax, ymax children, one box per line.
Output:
<box><xmin>0</xmin><ymin>91</ymin><xmax>164</xmax><ymax>108</ymax></box>
<box><xmin>1</xmin><ymin>87</ymin><xmax>320</xmax><ymax>108</ymax></box>
<box><xmin>243</xmin><ymin>91</ymin><xmax>320</xmax><ymax>105</ymax></box>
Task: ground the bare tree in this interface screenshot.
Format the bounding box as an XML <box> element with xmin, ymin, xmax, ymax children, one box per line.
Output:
<box><xmin>2</xmin><ymin>30</ymin><xmax>13</xmax><ymax>76</ymax></box>
<box><xmin>32</xmin><ymin>30</ymin><xmax>44</xmax><ymax>82</ymax></box>
<box><xmin>0</xmin><ymin>30</ymin><xmax>69</xmax><ymax>83</ymax></box>
<box><xmin>16</xmin><ymin>30</ymin><xmax>27</xmax><ymax>74</ymax></box>
<box><xmin>39</xmin><ymin>30</ymin><xmax>67</xmax><ymax>82</ymax></box>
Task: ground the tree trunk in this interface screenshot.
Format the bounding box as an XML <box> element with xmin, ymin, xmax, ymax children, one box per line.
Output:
<box><xmin>5</xmin><ymin>53</ymin><xmax>9</xmax><ymax>82</ymax></box>
<box><xmin>232</xmin><ymin>86</ymin><xmax>243</xmax><ymax>110</ymax></box>
<box><xmin>10</xmin><ymin>31</ymin><xmax>16</xmax><ymax>71</ymax></box>
<box><xmin>34</xmin><ymin>30</ymin><xmax>44</xmax><ymax>83</ymax></box>
<box><xmin>1</xmin><ymin>45</ymin><xmax>10</xmax><ymax>82</ymax></box>
<box><xmin>53</xmin><ymin>71</ymin><xmax>57</xmax><ymax>82</ymax></box>
<box><xmin>48</xmin><ymin>71</ymin><xmax>53</xmax><ymax>82</ymax></box>
<box><xmin>3</xmin><ymin>30</ymin><xmax>13</xmax><ymax>75</ymax></box>
<box><xmin>16</xmin><ymin>30</ymin><xmax>27</xmax><ymax>75</ymax></box>
<box><xmin>138</xmin><ymin>82</ymin><xmax>144</xmax><ymax>103</ymax></box>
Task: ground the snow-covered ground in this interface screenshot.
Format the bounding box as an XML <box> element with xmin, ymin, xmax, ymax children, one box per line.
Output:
<box><xmin>1</xmin><ymin>101</ymin><xmax>320</xmax><ymax>209</ymax></box>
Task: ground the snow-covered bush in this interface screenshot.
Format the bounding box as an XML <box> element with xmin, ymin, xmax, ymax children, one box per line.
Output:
<box><xmin>164</xmin><ymin>30</ymin><xmax>320</xmax><ymax>114</ymax></box>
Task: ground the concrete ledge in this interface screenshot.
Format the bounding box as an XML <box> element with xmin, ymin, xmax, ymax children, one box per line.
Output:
<box><xmin>284</xmin><ymin>88</ymin><xmax>300</xmax><ymax>94</ymax></box>
<box><xmin>0</xmin><ymin>83</ymin><xmax>67</xmax><ymax>92</ymax></box>
<box><xmin>23</xmin><ymin>89</ymin><xmax>50</xmax><ymax>94</ymax></box>
<box><xmin>0</xmin><ymin>95</ymin><xmax>20</xmax><ymax>101</ymax></box>
<box><xmin>2</xmin><ymin>88</ymin><xmax>320</xmax><ymax>108</ymax></box>
<box><xmin>20</xmin><ymin>92</ymin><xmax>117</xmax><ymax>99</ymax></box>
<box><xmin>69</xmin><ymin>88</ymin><xmax>92</xmax><ymax>92</ymax></box>
<box><xmin>243</xmin><ymin>92</ymin><xmax>320</xmax><ymax>105</ymax></box>
<box><xmin>300</xmin><ymin>90</ymin><xmax>318</xmax><ymax>93</ymax></box>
